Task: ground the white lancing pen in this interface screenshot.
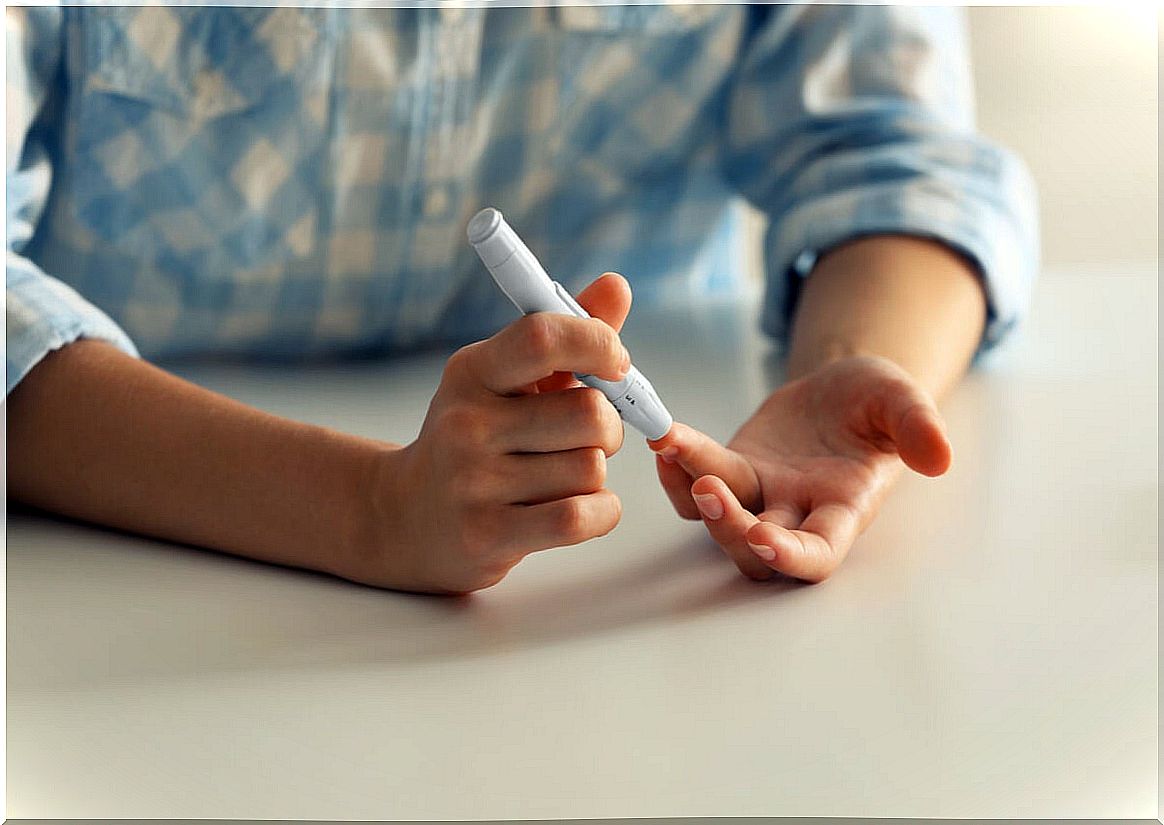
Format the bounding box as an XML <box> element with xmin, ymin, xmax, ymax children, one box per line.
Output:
<box><xmin>467</xmin><ymin>207</ymin><xmax>674</xmax><ymax>441</ymax></box>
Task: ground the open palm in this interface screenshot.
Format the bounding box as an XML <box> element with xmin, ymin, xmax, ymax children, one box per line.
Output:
<box><xmin>650</xmin><ymin>355</ymin><xmax>952</xmax><ymax>582</ymax></box>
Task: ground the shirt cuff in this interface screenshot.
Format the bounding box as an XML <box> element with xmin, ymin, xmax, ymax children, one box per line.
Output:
<box><xmin>760</xmin><ymin>152</ymin><xmax>1039</xmax><ymax>356</ymax></box>
<box><xmin>6</xmin><ymin>256</ymin><xmax>139</xmax><ymax>395</ymax></box>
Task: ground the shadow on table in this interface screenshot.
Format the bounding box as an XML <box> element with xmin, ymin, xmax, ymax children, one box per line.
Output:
<box><xmin>7</xmin><ymin>509</ymin><xmax>805</xmax><ymax>692</ymax></box>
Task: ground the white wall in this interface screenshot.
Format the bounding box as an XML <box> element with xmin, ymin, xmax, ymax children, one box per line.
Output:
<box><xmin>967</xmin><ymin>4</ymin><xmax>1159</xmax><ymax>270</ymax></box>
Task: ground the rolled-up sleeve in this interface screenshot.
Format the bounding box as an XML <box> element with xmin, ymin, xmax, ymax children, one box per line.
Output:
<box><xmin>6</xmin><ymin>7</ymin><xmax>137</xmax><ymax>396</ymax></box>
<box><xmin>721</xmin><ymin>5</ymin><xmax>1039</xmax><ymax>353</ymax></box>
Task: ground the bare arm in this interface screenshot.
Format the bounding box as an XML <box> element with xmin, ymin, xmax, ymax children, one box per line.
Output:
<box><xmin>6</xmin><ymin>341</ymin><xmax>384</xmax><ymax>578</ymax></box>
<box><xmin>786</xmin><ymin>234</ymin><xmax>987</xmax><ymax>398</ymax></box>
<box><xmin>6</xmin><ymin>273</ymin><xmax>635</xmax><ymax>594</ymax></box>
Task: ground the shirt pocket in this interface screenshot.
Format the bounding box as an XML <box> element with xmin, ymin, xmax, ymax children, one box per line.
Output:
<box><xmin>541</xmin><ymin>5</ymin><xmax>731</xmax><ymax>178</ymax></box>
<box><xmin>66</xmin><ymin>6</ymin><xmax>334</xmax><ymax>276</ymax></box>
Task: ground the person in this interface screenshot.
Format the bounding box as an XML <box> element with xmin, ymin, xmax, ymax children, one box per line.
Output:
<box><xmin>6</xmin><ymin>5</ymin><xmax>1037</xmax><ymax>594</ymax></box>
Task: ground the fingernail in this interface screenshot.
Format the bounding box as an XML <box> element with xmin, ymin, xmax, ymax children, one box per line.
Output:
<box><xmin>620</xmin><ymin>345</ymin><xmax>631</xmax><ymax>373</ymax></box>
<box><xmin>747</xmin><ymin>540</ymin><xmax>777</xmax><ymax>561</ymax></box>
<box><xmin>693</xmin><ymin>492</ymin><xmax>724</xmax><ymax>521</ymax></box>
<box><xmin>658</xmin><ymin>446</ymin><xmax>678</xmax><ymax>464</ymax></box>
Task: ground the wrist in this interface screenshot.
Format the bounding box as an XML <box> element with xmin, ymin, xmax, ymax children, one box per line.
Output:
<box><xmin>333</xmin><ymin>439</ymin><xmax>413</xmax><ymax>588</ymax></box>
<box><xmin>784</xmin><ymin>235</ymin><xmax>986</xmax><ymax>399</ymax></box>
<box><xmin>787</xmin><ymin>336</ymin><xmax>872</xmax><ymax>381</ymax></box>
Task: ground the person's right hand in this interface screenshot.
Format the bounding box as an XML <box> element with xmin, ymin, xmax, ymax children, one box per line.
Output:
<box><xmin>345</xmin><ymin>273</ymin><xmax>634</xmax><ymax>594</ymax></box>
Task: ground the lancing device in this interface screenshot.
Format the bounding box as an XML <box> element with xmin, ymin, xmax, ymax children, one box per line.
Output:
<box><xmin>467</xmin><ymin>207</ymin><xmax>673</xmax><ymax>441</ymax></box>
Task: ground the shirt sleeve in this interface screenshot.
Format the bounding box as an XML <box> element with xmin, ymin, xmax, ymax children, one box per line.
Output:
<box><xmin>720</xmin><ymin>5</ymin><xmax>1039</xmax><ymax>353</ymax></box>
<box><xmin>6</xmin><ymin>7</ymin><xmax>138</xmax><ymax>396</ymax></box>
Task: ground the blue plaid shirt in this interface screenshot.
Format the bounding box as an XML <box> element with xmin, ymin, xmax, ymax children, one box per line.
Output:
<box><xmin>6</xmin><ymin>4</ymin><xmax>1038</xmax><ymax>395</ymax></box>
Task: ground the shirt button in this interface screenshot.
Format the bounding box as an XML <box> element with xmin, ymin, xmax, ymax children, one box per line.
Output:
<box><xmin>423</xmin><ymin>186</ymin><xmax>449</xmax><ymax>218</ymax></box>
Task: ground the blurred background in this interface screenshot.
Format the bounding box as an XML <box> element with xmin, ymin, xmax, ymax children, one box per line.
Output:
<box><xmin>745</xmin><ymin>4</ymin><xmax>1160</xmax><ymax>276</ymax></box>
<box><xmin>967</xmin><ymin>4</ymin><xmax>1158</xmax><ymax>271</ymax></box>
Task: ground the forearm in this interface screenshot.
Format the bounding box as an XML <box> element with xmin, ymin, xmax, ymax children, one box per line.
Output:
<box><xmin>6</xmin><ymin>341</ymin><xmax>390</xmax><ymax>577</ymax></box>
<box><xmin>785</xmin><ymin>235</ymin><xmax>987</xmax><ymax>399</ymax></box>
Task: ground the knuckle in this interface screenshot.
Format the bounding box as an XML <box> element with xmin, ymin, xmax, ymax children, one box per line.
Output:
<box><xmin>576</xmin><ymin>448</ymin><xmax>607</xmax><ymax>492</ymax></box>
<box><xmin>577</xmin><ymin>387</ymin><xmax>608</xmax><ymax>424</ymax></box>
<box><xmin>606</xmin><ymin>327</ymin><xmax>625</xmax><ymax>365</ymax></box>
<box><xmin>595</xmin><ymin>493</ymin><xmax>621</xmax><ymax>537</ymax></box>
<box><xmin>518</xmin><ymin>314</ymin><xmax>558</xmax><ymax>362</ymax></box>
<box><xmin>556</xmin><ymin>492</ymin><xmax>619</xmax><ymax>543</ymax></box>
<box><xmin>592</xmin><ymin>321</ymin><xmax>623</xmax><ymax>369</ymax></box>
<box><xmin>553</xmin><ymin>498</ymin><xmax>588</xmax><ymax>542</ymax></box>
<box><xmin>444</xmin><ymin>344</ymin><xmax>478</xmax><ymax>383</ymax></box>
<box><xmin>436</xmin><ymin>404</ymin><xmax>471</xmax><ymax>433</ymax></box>
<box><xmin>592</xmin><ymin>316</ymin><xmax>617</xmax><ymax>344</ymax></box>
<box><xmin>440</xmin><ymin>405</ymin><xmax>491</xmax><ymax>449</ymax></box>
<box><xmin>600</xmin><ymin>404</ymin><xmax>625</xmax><ymax>456</ymax></box>
<box><xmin>575</xmin><ymin>389</ymin><xmax>623</xmax><ymax>455</ymax></box>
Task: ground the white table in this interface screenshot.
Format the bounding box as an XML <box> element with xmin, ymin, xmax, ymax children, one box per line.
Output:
<box><xmin>6</xmin><ymin>270</ymin><xmax>1158</xmax><ymax>820</ymax></box>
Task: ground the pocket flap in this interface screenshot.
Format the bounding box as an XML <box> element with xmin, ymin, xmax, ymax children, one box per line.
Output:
<box><xmin>77</xmin><ymin>7</ymin><xmax>327</xmax><ymax>118</ymax></box>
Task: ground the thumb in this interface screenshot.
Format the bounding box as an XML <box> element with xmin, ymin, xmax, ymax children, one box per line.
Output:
<box><xmin>648</xmin><ymin>422</ymin><xmax>762</xmax><ymax>513</ymax></box>
<box><xmin>536</xmin><ymin>272</ymin><xmax>633</xmax><ymax>393</ymax></box>
<box><xmin>875</xmin><ymin>381</ymin><xmax>952</xmax><ymax>477</ymax></box>
<box><xmin>575</xmin><ymin>272</ymin><xmax>632</xmax><ymax>332</ymax></box>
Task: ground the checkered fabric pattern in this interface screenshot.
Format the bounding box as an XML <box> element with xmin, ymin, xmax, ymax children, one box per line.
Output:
<box><xmin>6</xmin><ymin>4</ymin><xmax>1038</xmax><ymax>394</ymax></box>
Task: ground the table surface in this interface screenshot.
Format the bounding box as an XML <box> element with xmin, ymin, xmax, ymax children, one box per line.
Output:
<box><xmin>6</xmin><ymin>270</ymin><xmax>1158</xmax><ymax>820</ymax></box>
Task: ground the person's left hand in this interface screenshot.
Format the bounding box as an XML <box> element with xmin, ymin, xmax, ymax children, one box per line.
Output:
<box><xmin>648</xmin><ymin>355</ymin><xmax>952</xmax><ymax>582</ymax></box>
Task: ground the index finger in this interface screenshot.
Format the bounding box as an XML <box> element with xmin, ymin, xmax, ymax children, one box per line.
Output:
<box><xmin>649</xmin><ymin>422</ymin><xmax>761</xmax><ymax>512</ymax></box>
<box><xmin>472</xmin><ymin>313</ymin><xmax>630</xmax><ymax>396</ymax></box>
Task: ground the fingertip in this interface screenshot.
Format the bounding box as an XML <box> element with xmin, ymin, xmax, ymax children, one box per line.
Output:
<box><xmin>746</xmin><ymin>522</ymin><xmax>838</xmax><ymax>583</ymax></box>
<box><xmin>607</xmin><ymin>488</ymin><xmax>624</xmax><ymax>524</ymax></box>
<box><xmin>688</xmin><ymin>475</ymin><xmax>772</xmax><ymax>580</ymax></box>
<box><xmin>580</xmin><ymin>270</ymin><xmax>628</xmax><ymax>296</ymax></box>
<box><xmin>745</xmin><ymin>519</ymin><xmax>776</xmax><ymax>545</ymax></box>
<box><xmin>689</xmin><ymin>474</ymin><xmax>732</xmax><ymax>521</ymax></box>
<box><xmin>649</xmin><ymin>419</ymin><xmax>688</xmax><ymax>443</ymax></box>
<box><xmin>900</xmin><ymin>405</ymin><xmax>952</xmax><ymax>477</ymax></box>
<box><xmin>577</xmin><ymin>271</ymin><xmax>633</xmax><ymax>333</ymax></box>
<box><xmin>745</xmin><ymin>521</ymin><xmax>796</xmax><ymax>568</ymax></box>
<box><xmin>689</xmin><ymin>472</ymin><xmax>721</xmax><ymax>499</ymax></box>
<box><xmin>696</xmin><ymin>470</ymin><xmax>751</xmax><ymax>510</ymax></box>
<box><xmin>930</xmin><ymin>435</ymin><xmax>953</xmax><ymax>476</ymax></box>
<box><xmin>646</xmin><ymin>434</ymin><xmax>669</xmax><ymax>453</ymax></box>
<box><xmin>647</xmin><ymin>420</ymin><xmax>689</xmax><ymax>457</ymax></box>
<box><xmin>651</xmin><ymin>425</ymin><xmax>762</xmax><ymax>512</ymax></box>
<box><xmin>599</xmin><ymin>270</ymin><xmax>630</xmax><ymax>293</ymax></box>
